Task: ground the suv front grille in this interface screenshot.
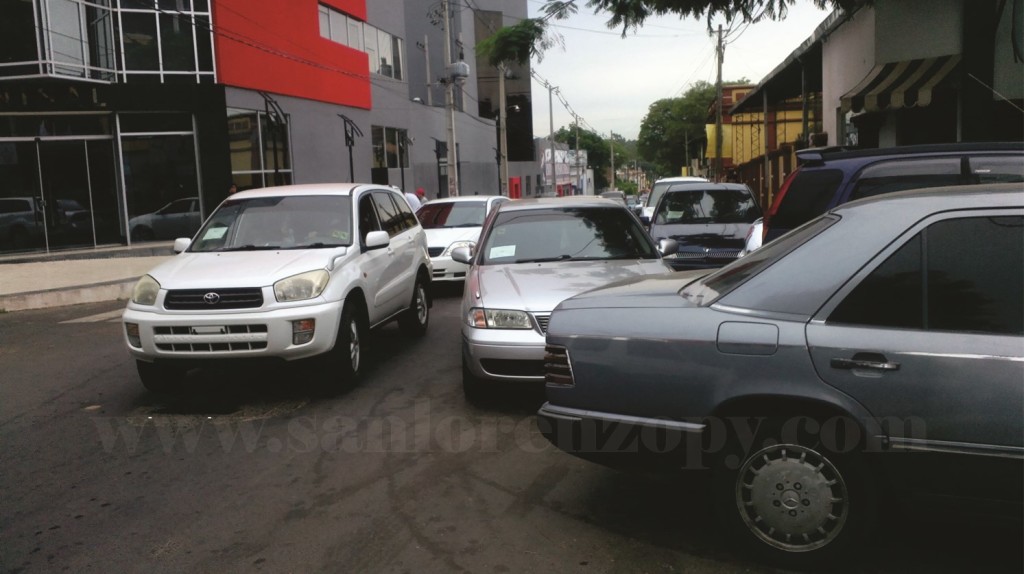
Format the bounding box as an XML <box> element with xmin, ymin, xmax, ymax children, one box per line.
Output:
<box><xmin>153</xmin><ymin>324</ymin><xmax>268</xmax><ymax>352</ymax></box>
<box><xmin>544</xmin><ymin>345</ymin><xmax>574</xmax><ymax>387</ymax></box>
<box><xmin>427</xmin><ymin>247</ymin><xmax>445</xmax><ymax>257</ymax></box>
<box><xmin>164</xmin><ymin>288</ymin><xmax>264</xmax><ymax>310</ymax></box>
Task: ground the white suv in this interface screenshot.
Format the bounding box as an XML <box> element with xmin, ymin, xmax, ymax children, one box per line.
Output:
<box><xmin>122</xmin><ymin>184</ymin><xmax>432</xmax><ymax>393</ymax></box>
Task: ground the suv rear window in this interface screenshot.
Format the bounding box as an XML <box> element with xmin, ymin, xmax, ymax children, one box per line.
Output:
<box><xmin>771</xmin><ymin>169</ymin><xmax>843</xmax><ymax>229</ymax></box>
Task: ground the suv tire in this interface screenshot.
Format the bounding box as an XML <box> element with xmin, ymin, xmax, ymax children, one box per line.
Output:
<box><xmin>398</xmin><ymin>275</ymin><xmax>430</xmax><ymax>336</ymax></box>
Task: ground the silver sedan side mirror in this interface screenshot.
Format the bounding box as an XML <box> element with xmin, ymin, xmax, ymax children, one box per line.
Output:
<box><xmin>173</xmin><ymin>237</ymin><xmax>191</xmax><ymax>253</ymax></box>
<box><xmin>451</xmin><ymin>246</ymin><xmax>473</xmax><ymax>264</ymax></box>
<box><xmin>657</xmin><ymin>238</ymin><xmax>678</xmax><ymax>257</ymax></box>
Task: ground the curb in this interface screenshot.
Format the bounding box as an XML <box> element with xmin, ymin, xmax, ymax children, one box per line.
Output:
<box><xmin>0</xmin><ymin>278</ymin><xmax>137</xmax><ymax>312</ymax></box>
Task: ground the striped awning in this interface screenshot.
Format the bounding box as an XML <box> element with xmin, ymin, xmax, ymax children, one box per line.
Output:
<box><xmin>841</xmin><ymin>55</ymin><xmax>961</xmax><ymax>114</ymax></box>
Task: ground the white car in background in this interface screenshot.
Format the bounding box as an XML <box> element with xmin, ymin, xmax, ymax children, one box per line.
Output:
<box><xmin>417</xmin><ymin>195</ymin><xmax>508</xmax><ymax>282</ymax></box>
<box><xmin>642</xmin><ymin>175</ymin><xmax>710</xmax><ymax>221</ymax></box>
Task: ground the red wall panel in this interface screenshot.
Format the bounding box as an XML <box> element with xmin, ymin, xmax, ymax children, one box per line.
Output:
<box><xmin>213</xmin><ymin>0</ymin><xmax>371</xmax><ymax>109</ymax></box>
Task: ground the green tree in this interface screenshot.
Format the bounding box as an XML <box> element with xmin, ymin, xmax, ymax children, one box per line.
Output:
<box><xmin>637</xmin><ymin>81</ymin><xmax>716</xmax><ymax>176</ymax></box>
<box><xmin>553</xmin><ymin>124</ymin><xmax>612</xmax><ymax>189</ymax></box>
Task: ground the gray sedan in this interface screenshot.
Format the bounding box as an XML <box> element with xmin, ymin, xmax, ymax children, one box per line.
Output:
<box><xmin>538</xmin><ymin>184</ymin><xmax>1023</xmax><ymax>567</ymax></box>
<box><xmin>453</xmin><ymin>196</ymin><xmax>677</xmax><ymax>401</ymax></box>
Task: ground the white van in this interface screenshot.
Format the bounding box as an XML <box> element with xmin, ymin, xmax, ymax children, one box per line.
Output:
<box><xmin>642</xmin><ymin>176</ymin><xmax>709</xmax><ymax>220</ymax></box>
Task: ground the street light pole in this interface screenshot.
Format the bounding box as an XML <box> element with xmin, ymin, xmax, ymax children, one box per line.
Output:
<box><xmin>548</xmin><ymin>83</ymin><xmax>556</xmax><ymax>195</ymax></box>
<box><xmin>497</xmin><ymin>64</ymin><xmax>509</xmax><ymax>196</ymax></box>
<box><xmin>441</xmin><ymin>0</ymin><xmax>459</xmax><ymax>197</ymax></box>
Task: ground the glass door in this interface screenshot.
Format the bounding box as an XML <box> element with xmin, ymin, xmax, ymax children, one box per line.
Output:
<box><xmin>38</xmin><ymin>141</ymin><xmax>94</xmax><ymax>250</ymax></box>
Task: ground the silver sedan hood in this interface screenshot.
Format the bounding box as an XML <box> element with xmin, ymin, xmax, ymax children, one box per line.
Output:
<box><xmin>473</xmin><ymin>259</ymin><xmax>672</xmax><ymax>313</ymax></box>
<box><xmin>554</xmin><ymin>269</ymin><xmax>711</xmax><ymax>311</ymax></box>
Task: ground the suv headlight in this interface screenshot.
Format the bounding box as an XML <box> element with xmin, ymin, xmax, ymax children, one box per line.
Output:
<box><xmin>274</xmin><ymin>270</ymin><xmax>330</xmax><ymax>302</ymax></box>
<box><xmin>468</xmin><ymin>308</ymin><xmax>533</xmax><ymax>329</ymax></box>
<box><xmin>442</xmin><ymin>240</ymin><xmax>475</xmax><ymax>257</ymax></box>
<box><xmin>131</xmin><ymin>274</ymin><xmax>161</xmax><ymax>306</ymax></box>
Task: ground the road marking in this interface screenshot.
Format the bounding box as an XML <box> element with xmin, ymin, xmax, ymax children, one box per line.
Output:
<box><xmin>61</xmin><ymin>309</ymin><xmax>125</xmax><ymax>324</ymax></box>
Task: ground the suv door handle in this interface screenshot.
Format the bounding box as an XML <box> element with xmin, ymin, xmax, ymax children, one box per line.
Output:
<box><xmin>831</xmin><ymin>353</ymin><xmax>900</xmax><ymax>371</ymax></box>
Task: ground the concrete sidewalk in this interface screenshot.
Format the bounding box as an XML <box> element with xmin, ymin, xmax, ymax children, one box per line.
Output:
<box><xmin>0</xmin><ymin>243</ymin><xmax>175</xmax><ymax>312</ymax></box>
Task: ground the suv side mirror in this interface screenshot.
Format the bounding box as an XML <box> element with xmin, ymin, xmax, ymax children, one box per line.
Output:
<box><xmin>365</xmin><ymin>230</ymin><xmax>390</xmax><ymax>250</ymax></box>
<box><xmin>173</xmin><ymin>237</ymin><xmax>191</xmax><ymax>253</ymax></box>
<box><xmin>657</xmin><ymin>238</ymin><xmax>678</xmax><ymax>257</ymax></box>
<box><xmin>451</xmin><ymin>246</ymin><xmax>473</xmax><ymax>264</ymax></box>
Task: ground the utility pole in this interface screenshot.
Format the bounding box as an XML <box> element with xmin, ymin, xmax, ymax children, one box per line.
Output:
<box><xmin>609</xmin><ymin>133</ymin><xmax>615</xmax><ymax>191</ymax></box>
<box><xmin>423</xmin><ymin>35</ymin><xmax>432</xmax><ymax>106</ymax></box>
<box><xmin>441</xmin><ymin>0</ymin><xmax>459</xmax><ymax>197</ymax></box>
<box><xmin>684</xmin><ymin>128</ymin><xmax>690</xmax><ymax>176</ymax></box>
<box><xmin>548</xmin><ymin>83</ymin><xmax>556</xmax><ymax>195</ymax></box>
<box><xmin>497</xmin><ymin>64</ymin><xmax>509</xmax><ymax>196</ymax></box>
<box><xmin>574</xmin><ymin>119</ymin><xmax>581</xmax><ymax>195</ymax></box>
<box><xmin>715</xmin><ymin>23</ymin><xmax>724</xmax><ymax>182</ymax></box>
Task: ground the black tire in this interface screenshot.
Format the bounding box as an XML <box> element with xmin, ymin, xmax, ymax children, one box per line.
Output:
<box><xmin>398</xmin><ymin>275</ymin><xmax>430</xmax><ymax>337</ymax></box>
<box><xmin>712</xmin><ymin>417</ymin><xmax>875</xmax><ymax>569</ymax></box>
<box><xmin>136</xmin><ymin>359</ymin><xmax>184</xmax><ymax>394</ymax></box>
<box><xmin>462</xmin><ymin>354</ymin><xmax>489</xmax><ymax>403</ymax></box>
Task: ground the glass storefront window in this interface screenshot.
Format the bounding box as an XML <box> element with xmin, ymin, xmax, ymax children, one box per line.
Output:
<box><xmin>227</xmin><ymin>108</ymin><xmax>293</xmax><ymax>192</ymax></box>
<box><xmin>159</xmin><ymin>13</ymin><xmax>197</xmax><ymax>71</ymax></box>
<box><xmin>122</xmin><ymin>134</ymin><xmax>201</xmax><ymax>242</ymax></box>
<box><xmin>121</xmin><ymin>12</ymin><xmax>160</xmax><ymax>71</ymax></box>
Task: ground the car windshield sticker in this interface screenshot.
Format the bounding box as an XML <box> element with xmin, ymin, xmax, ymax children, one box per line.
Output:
<box><xmin>489</xmin><ymin>245</ymin><xmax>516</xmax><ymax>259</ymax></box>
<box><xmin>202</xmin><ymin>226</ymin><xmax>228</xmax><ymax>240</ymax></box>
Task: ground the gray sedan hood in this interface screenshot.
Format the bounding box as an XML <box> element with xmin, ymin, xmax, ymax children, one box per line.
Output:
<box><xmin>474</xmin><ymin>259</ymin><xmax>672</xmax><ymax>313</ymax></box>
<box><xmin>554</xmin><ymin>269</ymin><xmax>711</xmax><ymax>311</ymax></box>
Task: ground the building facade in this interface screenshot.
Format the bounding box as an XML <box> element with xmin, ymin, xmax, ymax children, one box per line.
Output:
<box><xmin>0</xmin><ymin>0</ymin><xmax>533</xmax><ymax>255</ymax></box>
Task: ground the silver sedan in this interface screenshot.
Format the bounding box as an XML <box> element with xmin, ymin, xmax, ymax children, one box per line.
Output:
<box><xmin>453</xmin><ymin>196</ymin><xmax>677</xmax><ymax>401</ymax></box>
<box><xmin>539</xmin><ymin>184</ymin><xmax>1023</xmax><ymax>568</ymax></box>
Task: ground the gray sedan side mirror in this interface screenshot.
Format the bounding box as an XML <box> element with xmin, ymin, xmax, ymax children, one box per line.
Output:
<box><xmin>451</xmin><ymin>245</ymin><xmax>473</xmax><ymax>264</ymax></box>
<box><xmin>657</xmin><ymin>238</ymin><xmax>678</xmax><ymax>257</ymax></box>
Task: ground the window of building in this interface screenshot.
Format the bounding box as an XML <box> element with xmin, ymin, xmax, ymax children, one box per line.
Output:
<box><xmin>117</xmin><ymin>1</ymin><xmax>215</xmax><ymax>83</ymax></box>
<box><xmin>317</xmin><ymin>4</ymin><xmax>404</xmax><ymax>80</ymax></box>
<box><xmin>829</xmin><ymin>215</ymin><xmax>1024</xmax><ymax>335</ymax></box>
<box><xmin>226</xmin><ymin>108</ymin><xmax>294</xmax><ymax>190</ymax></box>
<box><xmin>371</xmin><ymin>126</ymin><xmax>409</xmax><ymax>169</ymax></box>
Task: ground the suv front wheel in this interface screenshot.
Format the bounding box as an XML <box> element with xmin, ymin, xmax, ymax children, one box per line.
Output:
<box><xmin>398</xmin><ymin>275</ymin><xmax>430</xmax><ymax>336</ymax></box>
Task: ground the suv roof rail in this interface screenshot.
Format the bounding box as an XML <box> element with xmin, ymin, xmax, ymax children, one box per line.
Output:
<box><xmin>795</xmin><ymin>146</ymin><xmax>849</xmax><ymax>165</ymax></box>
<box><xmin>810</xmin><ymin>141</ymin><xmax>1024</xmax><ymax>164</ymax></box>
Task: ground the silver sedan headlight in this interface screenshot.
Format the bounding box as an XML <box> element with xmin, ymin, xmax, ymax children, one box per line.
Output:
<box><xmin>274</xmin><ymin>270</ymin><xmax>330</xmax><ymax>302</ymax></box>
<box><xmin>442</xmin><ymin>240</ymin><xmax>475</xmax><ymax>257</ymax></box>
<box><xmin>131</xmin><ymin>274</ymin><xmax>160</xmax><ymax>306</ymax></box>
<box><xmin>468</xmin><ymin>307</ymin><xmax>532</xmax><ymax>329</ymax></box>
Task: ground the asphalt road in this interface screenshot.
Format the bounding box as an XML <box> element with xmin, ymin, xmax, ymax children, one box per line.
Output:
<box><xmin>1</xmin><ymin>287</ymin><xmax>1021</xmax><ymax>573</ymax></box>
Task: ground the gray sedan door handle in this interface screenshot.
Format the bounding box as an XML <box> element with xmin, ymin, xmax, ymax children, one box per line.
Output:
<box><xmin>830</xmin><ymin>354</ymin><xmax>900</xmax><ymax>371</ymax></box>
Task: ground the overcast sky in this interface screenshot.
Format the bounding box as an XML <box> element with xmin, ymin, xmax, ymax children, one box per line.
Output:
<box><xmin>527</xmin><ymin>0</ymin><xmax>832</xmax><ymax>140</ymax></box>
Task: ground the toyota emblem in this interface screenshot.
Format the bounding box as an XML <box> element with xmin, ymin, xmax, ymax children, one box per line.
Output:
<box><xmin>203</xmin><ymin>292</ymin><xmax>221</xmax><ymax>305</ymax></box>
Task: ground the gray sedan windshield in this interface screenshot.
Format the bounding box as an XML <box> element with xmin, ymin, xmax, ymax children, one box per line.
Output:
<box><xmin>190</xmin><ymin>195</ymin><xmax>353</xmax><ymax>252</ymax></box>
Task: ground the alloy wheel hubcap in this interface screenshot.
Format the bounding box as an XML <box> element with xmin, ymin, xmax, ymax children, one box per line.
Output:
<box><xmin>349</xmin><ymin>319</ymin><xmax>360</xmax><ymax>371</ymax></box>
<box><xmin>416</xmin><ymin>286</ymin><xmax>427</xmax><ymax>324</ymax></box>
<box><xmin>735</xmin><ymin>443</ymin><xmax>849</xmax><ymax>552</ymax></box>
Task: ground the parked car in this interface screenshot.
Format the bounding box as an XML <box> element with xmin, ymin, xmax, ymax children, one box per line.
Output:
<box><xmin>642</xmin><ymin>176</ymin><xmax>709</xmax><ymax>220</ymax></box>
<box><xmin>416</xmin><ymin>195</ymin><xmax>508</xmax><ymax>282</ymax></box>
<box><xmin>452</xmin><ymin>196</ymin><xmax>678</xmax><ymax>401</ymax></box>
<box><xmin>647</xmin><ymin>182</ymin><xmax>761</xmax><ymax>270</ymax></box>
<box><xmin>759</xmin><ymin>141</ymin><xmax>1024</xmax><ymax>248</ymax></box>
<box><xmin>539</xmin><ymin>184</ymin><xmax>1023</xmax><ymax>567</ymax></box>
<box><xmin>599</xmin><ymin>190</ymin><xmax>628</xmax><ymax>206</ymax></box>
<box><xmin>129</xmin><ymin>197</ymin><xmax>203</xmax><ymax>241</ymax></box>
<box><xmin>122</xmin><ymin>184</ymin><xmax>432</xmax><ymax>394</ymax></box>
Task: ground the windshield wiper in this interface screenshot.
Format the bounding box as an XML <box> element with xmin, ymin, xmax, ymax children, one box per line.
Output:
<box><xmin>287</xmin><ymin>242</ymin><xmax>345</xmax><ymax>249</ymax></box>
<box><xmin>515</xmin><ymin>254</ymin><xmax>573</xmax><ymax>263</ymax></box>
<box><xmin>220</xmin><ymin>244</ymin><xmax>280</xmax><ymax>251</ymax></box>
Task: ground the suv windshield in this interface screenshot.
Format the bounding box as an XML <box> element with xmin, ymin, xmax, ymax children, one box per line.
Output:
<box><xmin>654</xmin><ymin>187</ymin><xmax>760</xmax><ymax>225</ymax></box>
<box><xmin>417</xmin><ymin>201</ymin><xmax>486</xmax><ymax>229</ymax></box>
<box><xmin>479</xmin><ymin>207</ymin><xmax>656</xmax><ymax>264</ymax></box>
<box><xmin>190</xmin><ymin>195</ymin><xmax>352</xmax><ymax>252</ymax></box>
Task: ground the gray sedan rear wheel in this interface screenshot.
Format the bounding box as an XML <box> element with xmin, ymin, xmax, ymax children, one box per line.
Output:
<box><xmin>714</xmin><ymin>418</ymin><xmax>874</xmax><ymax>568</ymax></box>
